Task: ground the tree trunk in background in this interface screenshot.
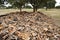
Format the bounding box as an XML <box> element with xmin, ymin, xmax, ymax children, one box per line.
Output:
<box><xmin>20</xmin><ymin>7</ymin><xmax>22</xmax><ymax>12</ymax></box>
<box><xmin>36</xmin><ymin>6</ymin><xmax>37</xmax><ymax>12</ymax></box>
<box><xmin>46</xmin><ymin>7</ymin><xmax>47</xmax><ymax>11</ymax></box>
<box><xmin>33</xmin><ymin>6</ymin><xmax>37</xmax><ymax>12</ymax></box>
<box><xmin>33</xmin><ymin>7</ymin><xmax>35</xmax><ymax>12</ymax></box>
<box><xmin>45</xmin><ymin>3</ymin><xmax>48</xmax><ymax>11</ymax></box>
<box><xmin>20</xmin><ymin>8</ymin><xmax>21</xmax><ymax>12</ymax></box>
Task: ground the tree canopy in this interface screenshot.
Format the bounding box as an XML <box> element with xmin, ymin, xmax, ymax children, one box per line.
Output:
<box><xmin>1</xmin><ymin>0</ymin><xmax>56</xmax><ymax>12</ymax></box>
<box><xmin>8</xmin><ymin>0</ymin><xmax>26</xmax><ymax>11</ymax></box>
<box><xmin>0</xmin><ymin>0</ymin><xmax>4</xmax><ymax>5</ymax></box>
<box><xmin>41</xmin><ymin>0</ymin><xmax>56</xmax><ymax>10</ymax></box>
<box><xmin>27</xmin><ymin>0</ymin><xmax>41</xmax><ymax>12</ymax></box>
<box><xmin>27</xmin><ymin>0</ymin><xmax>56</xmax><ymax>12</ymax></box>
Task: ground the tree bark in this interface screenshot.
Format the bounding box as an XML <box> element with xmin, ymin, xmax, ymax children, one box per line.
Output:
<box><xmin>45</xmin><ymin>3</ymin><xmax>48</xmax><ymax>11</ymax></box>
<box><xmin>33</xmin><ymin>6</ymin><xmax>37</xmax><ymax>12</ymax></box>
<box><xmin>46</xmin><ymin>7</ymin><xmax>47</xmax><ymax>11</ymax></box>
<box><xmin>20</xmin><ymin>8</ymin><xmax>21</xmax><ymax>12</ymax></box>
<box><xmin>36</xmin><ymin>6</ymin><xmax>37</xmax><ymax>12</ymax></box>
<box><xmin>20</xmin><ymin>7</ymin><xmax>22</xmax><ymax>12</ymax></box>
<box><xmin>33</xmin><ymin>7</ymin><xmax>35</xmax><ymax>12</ymax></box>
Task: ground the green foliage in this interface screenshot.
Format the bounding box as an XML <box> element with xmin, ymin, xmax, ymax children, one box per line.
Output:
<box><xmin>41</xmin><ymin>0</ymin><xmax>56</xmax><ymax>10</ymax></box>
<box><xmin>47</xmin><ymin>0</ymin><xmax>56</xmax><ymax>8</ymax></box>
<box><xmin>28</xmin><ymin>0</ymin><xmax>41</xmax><ymax>6</ymax></box>
<box><xmin>6</xmin><ymin>6</ymin><xmax>13</xmax><ymax>9</ymax></box>
<box><xmin>8</xmin><ymin>0</ymin><xmax>56</xmax><ymax>12</ymax></box>
<box><xmin>56</xmin><ymin>6</ymin><xmax>60</xmax><ymax>8</ymax></box>
<box><xmin>0</xmin><ymin>0</ymin><xmax>2</xmax><ymax>4</ymax></box>
<box><xmin>0</xmin><ymin>0</ymin><xmax>1</xmax><ymax>4</ymax></box>
<box><xmin>0</xmin><ymin>0</ymin><xmax>4</xmax><ymax>5</ymax></box>
<box><xmin>25</xmin><ymin>6</ymin><xmax>32</xmax><ymax>9</ymax></box>
<box><xmin>0</xmin><ymin>0</ymin><xmax>4</xmax><ymax>8</ymax></box>
<box><xmin>8</xmin><ymin>0</ymin><xmax>26</xmax><ymax>11</ymax></box>
<box><xmin>27</xmin><ymin>0</ymin><xmax>56</xmax><ymax>12</ymax></box>
<box><xmin>28</xmin><ymin>0</ymin><xmax>41</xmax><ymax>12</ymax></box>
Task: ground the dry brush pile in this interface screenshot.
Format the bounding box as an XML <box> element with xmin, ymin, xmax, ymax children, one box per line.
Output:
<box><xmin>0</xmin><ymin>11</ymin><xmax>60</xmax><ymax>40</ymax></box>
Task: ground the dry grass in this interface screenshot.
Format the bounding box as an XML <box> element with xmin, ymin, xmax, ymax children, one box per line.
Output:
<box><xmin>38</xmin><ymin>9</ymin><xmax>60</xmax><ymax>26</ymax></box>
<box><xmin>0</xmin><ymin>9</ymin><xmax>60</xmax><ymax>26</ymax></box>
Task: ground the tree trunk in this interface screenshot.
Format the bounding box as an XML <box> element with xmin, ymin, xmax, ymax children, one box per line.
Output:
<box><xmin>36</xmin><ymin>6</ymin><xmax>37</xmax><ymax>12</ymax></box>
<box><xmin>46</xmin><ymin>7</ymin><xmax>47</xmax><ymax>11</ymax></box>
<box><xmin>20</xmin><ymin>8</ymin><xmax>22</xmax><ymax>12</ymax></box>
<box><xmin>19</xmin><ymin>6</ymin><xmax>22</xmax><ymax>12</ymax></box>
<box><xmin>33</xmin><ymin>7</ymin><xmax>35</xmax><ymax>12</ymax></box>
<box><xmin>33</xmin><ymin>6</ymin><xmax>37</xmax><ymax>12</ymax></box>
<box><xmin>45</xmin><ymin>3</ymin><xmax>48</xmax><ymax>11</ymax></box>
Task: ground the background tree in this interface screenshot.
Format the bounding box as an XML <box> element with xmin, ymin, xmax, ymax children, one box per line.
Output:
<box><xmin>0</xmin><ymin>0</ymin><xmax>4</xmax><ymax>5</ymax></box>
<box><xmin>0</xmin><ymin>0</ymin><xmax>5</xmax><ymax>8</ymax></box>
<box><xmin>47</xmin><ymin>0</ymin><xmax>56</xmax><ymax>8</ymax></box>
<box><xmin>27</xmin><ymin>0</ymin><xmax>56</xmax><ymax>12</ymax></box>
<box><xmin>8</xmin><ymin>0</ymin><xmax>26</xmax><ymax>12</ymax></box>
<box><xmin>6</xmin><ymin>0</ymin><xmax>56</xmax><ymax>12</ymax></box>
<box><xmin>0</xmin><ymin>0</ymin><xmax>1</xmax><ymax>5</ymax></box>
<box><xmin>28</xmin><ymin>0</ymin><xmax>41</xmax><ymax>12</ymax></box>
<box><xmin>42</xmin><ymin>0</ymin><xmax>56</xmax><ymax>10</ymax></box>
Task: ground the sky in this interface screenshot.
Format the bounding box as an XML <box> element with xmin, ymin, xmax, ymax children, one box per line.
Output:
<box><xmin>56</xmin><ymin>0</ymin><xmax>60</xmax><ymax>3</ymax></box>
<box><xmin>55</xmin><ymin>0</ymin><xmax>60</xmax><ymax>7</ymax></box>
